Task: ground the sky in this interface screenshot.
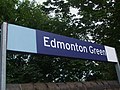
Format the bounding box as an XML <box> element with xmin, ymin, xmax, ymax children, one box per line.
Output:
<box><xmin>31</xmin><ymin>0</ymin><xmax>47</xmax><ymax>4</ymax></box>
<box><xmin>28</xmin><ymin>0</ymin><xmax>78</xmax><ymax>15</ymax></box>
<box><xmin>20</xmin><ymin>0</ymin><xmax>47</xmax><ymax>4</ymax></box>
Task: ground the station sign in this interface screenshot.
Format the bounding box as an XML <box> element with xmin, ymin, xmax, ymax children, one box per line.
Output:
<box><xmin>7</xmin><ymin>24</ymin><xmax>118</xmax><ymax>62</ymax></box>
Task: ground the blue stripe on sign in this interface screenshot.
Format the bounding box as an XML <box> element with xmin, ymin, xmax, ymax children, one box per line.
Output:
<box><xmin>36</xmin><ymin>30</ymin><xmax>108</xmax><ymax>62</ymax></box>
<box><xmin>7</xmin><ymin>24</ymin><xmax>37</xmax><ymax>53</ymax></box>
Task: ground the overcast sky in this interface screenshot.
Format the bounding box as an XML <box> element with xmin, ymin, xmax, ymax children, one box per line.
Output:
<box><xmin>26</xmin><ymin>0</ymin><xmax>78</xmax><ymax>16</ymax></box>
<box><xmin>20</xmin><ymin>0</ymin><xmax>46</xmax><ymax>4</ymax></box>
<box><xmin>32</xmin><ymin>0</ymin><xmax>47</xmax><ymax>4</ymax></box>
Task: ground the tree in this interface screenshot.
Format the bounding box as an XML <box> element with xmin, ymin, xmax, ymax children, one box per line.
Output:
<box><xmin>0</xmin><ymin>0</ymin><xmax>60</xmax><ymax>83</ymax></box>
<box><xmin>42</xmin><ymin>0</ymin><xmax>119</xmax><ymax>81</ymax></box>
<box><xmin>0</xmin><ymin>0</ymin><xmax>119</xmax><ymax>83</ymax></box>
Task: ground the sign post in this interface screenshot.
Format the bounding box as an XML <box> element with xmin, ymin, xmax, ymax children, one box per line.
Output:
<box><xmin>0</xmin><ymin>22</ymin><xmax>120</xmax><ymax>90</ymax></box>
<box><xmin>115</xmin><ymin>61</ymin><xmax>120</xmax><ymax>83</ymax></box>
<box><xmin>6</xmin><ymin>23</ymin><xmax>120</xmax><ymax>84</ymax></box>
<box><xmin>0</xmin><ymin>22</ymin><xmax>7</xmax><ymax>90</ymax></box>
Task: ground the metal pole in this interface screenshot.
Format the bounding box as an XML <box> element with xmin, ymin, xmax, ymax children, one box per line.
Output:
<box><xmin>115</xmin><ymin>61</ymin><xmax>120</xmax><ymax>83</ymax></box>
<box><xmin>0</xmin><ymin>22</ymin><xmax>7</xmax><ymax>90</ymax></box>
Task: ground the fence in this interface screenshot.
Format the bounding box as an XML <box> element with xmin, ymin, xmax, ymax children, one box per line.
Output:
<box><xmin>7</xmin><ymin>81</ymin><xmax>120</xmax><ymax>90</ymax></box>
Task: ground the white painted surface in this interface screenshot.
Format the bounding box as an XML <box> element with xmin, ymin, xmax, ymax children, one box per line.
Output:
<box><xmin>105</xmin><ymin>46</ymin><xmax>118</xmax><ymax>62</ymax></box>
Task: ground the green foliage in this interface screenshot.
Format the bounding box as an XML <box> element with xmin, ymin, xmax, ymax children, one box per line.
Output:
<box><xmin>0</xmin><ymin>0</ymin><xmax>119</xmax><ymax>83</ymax></box>
<box><xmin>7</xmin><ymin>52</ymin><xmax>117</xmax><ymax>83</ymax></box>
<box><xmin>42</xmin><ymin>0</ymin><xmax>119</xmax><ymax>82</ymax></box>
